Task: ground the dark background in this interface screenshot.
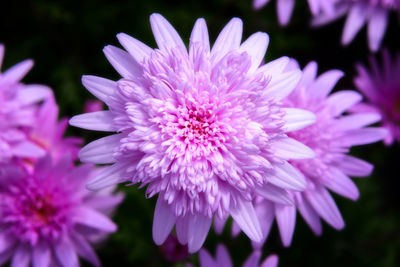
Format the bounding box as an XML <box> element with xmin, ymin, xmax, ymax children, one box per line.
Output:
<box><xmin>1</xmin><ymin>0</ymin><xmax>399</xmax><ymax>266</ymax></box>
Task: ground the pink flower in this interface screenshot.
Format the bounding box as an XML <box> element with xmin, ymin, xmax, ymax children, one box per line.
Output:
<box><xmin>195</xmin><ymin>244</ymin><xmax>278</xmax><ymax>267</ymax></box>
<box><xmin>251</xmin><ymin>61</ymin><xmax>387</xmax><ymax>248</ymax></box>
<box><xmin>253</xmin><ymin>0</ymin><xmax>335</xmax><ymax>26</ymax></box>
<box><xmin>353</xmin><ymin>50</ymin><xmax>400</xmax><ymax>145</ymax></box>
<box><xmin>70</xmin><ymin>14</ymin><xmax>316</xmax><ymax>253</ymax></box>
<box><xmin>312</xmin><ymin>0</ymin><xmax>399</xmax><ymax>51</ymax></box>
<box><xmin>0</xmin><ymin>44</ymin><xmax>51</xmax><ymax>163</ymax></box>
<box><xmin>0</xmin><ymin>155</ymin><xmax>123</xmax><ymax>267</ymax></box>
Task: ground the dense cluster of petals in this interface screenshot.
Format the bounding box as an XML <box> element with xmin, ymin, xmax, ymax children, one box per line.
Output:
<box><xmin>70</xmin><ymin>14</ymin><xmax>316</xmax><ymax>252</ymax></box>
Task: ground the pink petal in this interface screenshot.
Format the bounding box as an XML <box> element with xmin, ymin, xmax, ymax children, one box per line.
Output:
<box><xmin>269</xmin><ymin>162</ymin><xmax>306</xmax><ymax>191</ymax></box>
<box><xmin>258</xmin><ymin>56</ymin><xmax>290</xmax><ymax>77</ymax></box>
<box><xmin>322</xmin><ymin>168</ymin><xmax>360</xmax><ymax>200</ymax></box>
<box><xmin>117</xmin><ymin>33</ymin><xmax>153</xmax><ymax>63</ymax></box>
<box><xmin>11</xmin><ymin>141</ymin><xmax>45</xmax><ymax>158</ymax></box>
<box><xmin>17</xmin><ymin>85</ymin><xmax>52</xmax><ymax>105</ymax></box>
<box><xmin>243</xmin><ymin>250</ymin><xmax>262</xmax><ymax>267</ymax></box>
<box><xmin>11</xmin><ymin>244</ymin><xmax>30</xmax><ymax>267</ymax></box>
<box><xmin>103</xmin><ymin>45</ymin><xmax>142</xmax><ymax>78</ymax></box>
<box><xmin>296</xmin><ymin>193</ymin><xmax>322</xmax><ymax>235</ymax></box>
<box><xmin>190</xmin><ymin>18</ymin><xmax>210</xmax><ymax>53</ymax></box>
<box><xmin>0</xmin><ymin>59</ymin><xmax>33</xmax><ymax>87</ymax></box>
<box><xmin>305</xmin><ymin>185</ymin><xmax>345</xmax><ymax>229</ymax></box>
<box><xmin>261</xmin><ymin>254</ymin><xmax>279</xmax><ymax>267</ymax></box>
<box><xmin>253</xmin><ymin>201</ymin><xmax>275</xmax><ymax>249</ymax></box>
<box><xmin>176</xmin><ymin>215</ymin><xmax>189</xmax><ymax>244</ymax></box>
<box><xmin>73</xmin><ymin>206</ymin><xmax>117</xmax><ymax>232</ymax></box>
<box><xmin>308</xmin><ymin>70</ymin><xmax>344</xmax><ymax>99</ymax></box>
<box><xmin>71</xmin><ymin>233</ymin><xmax>100</xmax><ymax>267</ymax></box>
<box><xmin>86</xmin><ymin>163</ymin><xmax>129</xmax><ymax>190</ymax></box>
<box><xmin>69</xmin><ymin>111</ymin><xmax>116</xmax><ymax>132</ymax></box>
<box><xmin>199</xmin><ymin>249</ymin><xmax>216</xmax><ymax>267</ymax></box>
<box><xmin>277</xmin><ymin>0</ymin><xmax>295</xmax><ymax>26</ymax></box>
<box><xmin>32</xmin><ymin>242</ymin><xmax>50</xmax><ymax>267</ymax></box>
<box><xmin>54</xmin><ymin>237</ymin><xmax>79</xmax><ymax>267</ymax></box>
<box><xmin>282</xmin><ymin>108</ymin><xmax>316</xmax><ymax>133</ymax></box>
<box><xmin>334</xmin><ymin>113</ymin><xmax>381</xmax><ymax>131</ymax></box>
<box><xmin>299</xmin><ymin>61</ymin><xmax>318</xmax><ymax>89</ymax></box>
<box><xmin>79</xmin><ymin>134</ymin><xmax>122</xmax><ymax>164</ymax></box>
<box><xmin>150</xmin><ymin>13</ymin><xmax>185</xmax><ymax>50</ymax></box>
<box><xmin>271</xmin><ymin>137</ymin><xmax>315</xmax><ymax>160</ymax></box>
<box><xmin>275</xmin><ymin>204</ymin><xmax>296</xmax><ymax>247</ymax></box>
<box><xmin>81</xmin><ymin>75</ymin><xmax>117</xmax><ymax>105</ymax></box>
<box><xmin>255</xmin><ymin>184</ymin><xmax>294</xmax><ymax>205</ymax></box>
<box><xmin>239</xmin><ymin>32</ymin><xmax>269</xmax><ymax>73</ymax></box>
<box><xmin>216</xmin><ymin>244</ymin><xmax>232</xmax><ymax>267</ymax></box>
<box><xmin>211</xmin><ymin>18</ymin><xmax>243</xmax><ymax>62</ymax></box>
<box><xmin>230</xmin><ymin>198</ymin><xmax>263</xmax><ymax>242</ymax></box>
<box><xmin>265</xmin><ymin>70</ymin><xmax>302</xmax><ymax>100</ymax></box>
<box><xmin>342</xmin><ymin>4</ymin><xmax>368</xmax><ymax>46</ymax></box>
<box><xmin>325</xmin><ymin>90</ymin><xmax>362</xmax><ymax>116</ymax></box>
<box><xmin>253</xmin><ymin>0</ymin><xmax>270</xmax><ymax>10</ymax></box>
<box><xmin>213</xmin><ymin>216</ymin><xmax>227</xmax><ymax>235</ymax></box>
<box><xmin>367</xmin><ymin>8</ymin><xmax>387</xmax><ymax>52</ymax></box>
<box><xmin>152</xmin><ymin>197</ymin><xmax>176</xmax><ymax>245</ymax></box>
<box><xmin>187</xmin><ymin>214</ymin><xmax>212</xmax><ymax>253</ymax></box>
<box><xmin>341</xmin><ymin>127</ymin><xmax>387</xmax><ymax>146</ymax></box>
<box><xmin>334</xmin><ymin>155</ymin><xmax>373</xmax><ymax>177</ymax></box>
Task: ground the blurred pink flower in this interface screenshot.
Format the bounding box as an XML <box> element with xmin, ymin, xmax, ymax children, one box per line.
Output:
<box><xmin>84</xmin><ymin>99</ymin><xmax>104</xmax><ymax>113</ymax></box>
<box><xmin>0</xmin><ymin>155</ymin><xmax>123</xmax><ymax>267</ymax></box>
<box><xmin>312</xmin><ymin>0</ymin><xmax>399</xmax><ymax>51</ymax></box>
<box><xmin>0</xmin><ymin>44</ymin><xmax>51</xmax><ymax>163</ymax></box>
<box><xmin>353</xmin><ymin>50</ymin><xmax>400</xmax><ymax>145</ymax></box>
<box><xmin>253</xmin><ymin>0</ymin><xmax>335</xmax><ymax>26</ymax></box>
<box><xmin>70</xmin><ymin>14</ymin><xmax>316</xmax><ymax>252</ymax></box>
<box><xmin>195</xmin><ymin>244</ymin><xmax>278</xmax><ymax>267</ymax></box>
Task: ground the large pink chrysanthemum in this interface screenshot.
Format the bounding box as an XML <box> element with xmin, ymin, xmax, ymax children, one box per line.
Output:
<box><xmin>253</xmin><ymin>0</ymin><xmax>335</xmax><ymax>26</ymax></box>
<box><xmin>0</xmin><ymin>44</ymin><xmax>51</xmax><ymax>163</ymax></box>
<box><xmin>70</xmin><ymin>14</ymin><xmax>316</xmax><ymax>252</ymax></box>
<box><xmin>249</xmin><ymin>61</ymin><xmax>387</xmax><ymax>248</ymax></box>
<box><xmin>353</xmin><ymin>50</ymin><xmax>400</xmax><ymax>145</ymax></box>
<box><xmin>312</xmin><ymin>0</ymin><xmax>399</xmax><ymax>51</ymax></box>
<box><xmin>0</xmin><ymin>156</ymin><xmax>123</xmax><ymax>267</ymax></box>
<box><xmin>192</xmin><ymin>244</ymin><xmax>278</xmax><ymax>267</ymax></box>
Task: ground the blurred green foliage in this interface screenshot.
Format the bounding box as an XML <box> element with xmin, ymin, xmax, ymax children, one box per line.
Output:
<box><xmin>1</xmin><ymin>0</ymin><xmax>399</xmax><ymax>266</ymax></box>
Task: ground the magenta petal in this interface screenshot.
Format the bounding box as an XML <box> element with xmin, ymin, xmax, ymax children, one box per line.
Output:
<box><xmin>152</xmin><ymin>197</ymin><xmax>176</xmax><ymax>245</ymax></box>
<box><xmin>73</xmin><ymin>206</ymin><xmax>117</xmax><ymax>232</ymax></box>
<box><xmin>230</xmin><ymin>198</ymin><xmax>263</xmax><ymax>242</ymax></box>
<box><xmin>69</xmin><ymin>111</ymin><xmax>116</xmax><ymax>132</ymax></box>
<box><xmin>72</xmin><ymin>233</ymin><xmax>100</xmax><ymax>267</ymax></box>
<box><xmin>0</xmin><ymin>59</ymin><xmax>33</xmax><ymax>87</ymax></box>
<box><xmin>334</xmin><ymin>155</ymin><xmax>373</xmax><ymax>177</ymax></box>
<box><xmin>150</xmin><ymin>13</ymin><xmax>185</xmax><ymax>50</ymax></box>
<box><xmin>367</xmin><ymin>9</ymin><xmax>387</xmax><ymax>52</ymax></box>
<box><xmin>243</xmin><ymin>250</ymin><xmax>262</xmax><ymax>267</ymax></box>
<box><xmin>296</xmin><ymin>193</ymin><xmax>322</xmax><ymax>235</ymax></box>
<box><xmin>187</xmin><ymin>214</ymin><xmax>212</xmax><ymax>253</ymax></box>
<box><xmin>103</xmin><ymin>45</ymin><xmax>142</xmax><ymax>78</ymax></box>
<box><xmin>0</xmin><ymin>234</ymin><xmax>16</xmax><ymax>253</ymax></box>
<box><xmin>11</xmin><ymin>244</ymin><xmax>30</xmax><ymax>267</ymax></box>
<box><xmin>117</xmin><ymin>33</ymin><xmax>153</xmax><ymax>63</ymax></box>
<box><xmin>275</xmin><ymin>204</ymin><xmax>296</xmax><ymax>247</ymax></box>
<box><xmin>11</xmin><ymin>141</ymin><xmax>45</xmax><ymax>158</ymax></box>
<box><xmin>322</xmin><ymin>168</ymin><xmax>360</xmax><ymax>200</ymax></box>
<box><xmin>32</xmin><ymin>242</ymin><xmax>50</xmax><ymax>267</ymax></box>
<box><xmin>54</xmin><ymin>237</ymin><xmax>79</xmax><ymax>267</ymax></box>
<box><xmin>216</xmin><ymin>244</ymin><xmax>232</xmax><ymax>267</ymax></box>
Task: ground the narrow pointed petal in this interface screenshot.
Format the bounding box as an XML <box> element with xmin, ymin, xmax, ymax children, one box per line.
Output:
<box><xmin>275</xmin><ymin>204</ymin><xmax>296</xmax><ymax>247</ymax></box>
<box><xmin>69</xmin><ymin>111</ymin><xmax>116</xmax><ymax>132</ymax></box>
<box><xmin>321</xmin><ymin>168</ymin><xmax>359</xmax><ymax>200</ymax></box>
<box><xmin>243</xmin><ymin>250</ymin><xmax>262</xmax><ymax>267</ymax></box>
<box><xmin>296</xmin><ymin>193</ymin><xmax>322</xmax><ymax>235</ymax></box>
<box><xmin>72</xmin><ymin>233</ymin><xmax>100</xmax><ymax>267</ymax></box>
<box><xmin>73</xmin><ymin>206</ymin><xmax>117</xmax><ymax>232</ymax></box>
<box><xmin>265</xmin><ymin>70</ymin><xmax>302</xmax><ymax>100</ymax></box>
<box><xmin>150</xmin><ymin>13</ymin><xmax>185</xmax><ymax>50</ymax></box>
<box><xmin>230</xmin><ymin>199</ymin><xmax>263</xmax><ymax>242</ymax></box>
<box><xmin>325</xmin><ymin>91</ymin><xmax>362</xmax><ymax>116</ymax></box>
<box><xmin>32</xmin><ymin>242</ymin><xmax>50</xmax><ymax>267</ymax></box>
<box><xmin>187</xmin><ymin>214</ymin><xmax>212</xmax><ymax>253</ymax></box>
<box><xmin>211</xmin><ymin>18</ymin><xmax>243</xmax><ymax>62</ymax></box>
<box><xmin>367</xmin><ymin>9</ymin><xmax>387</xmax><ymax>52</ymax></box>
<box><xmin>282</xmin><ymin>108</ymin><xmax>316</xmax><ymax>132</ymax></box>
<box><xmin>298</xmin><ymin>61</ymin><xmax>318</xmax><ymax>88</ymax></box>
<box><xmin>54</xmin><ymin>237</ymin><xmax>79</xmax><ymax>267</ymax></box>
<box><xmin>103</xmin><ymin>45</ymin><xmax>142</xmax><ymax>78</ymax></box>
<box><xmin>253</xmin><ymin>201</ymin><xmax>275</xmax><ymax>249</ymax></box>
<box><xmin>190</xmin><ymin>18</ymin><xmax>210</xmax><ymax>53</ymax></box>
<box><xmin>342</xmin><ymin>4</ymin><xmax>367</xmax><ymax>45</ymax></box>
<box><xmin>308</xmin><ymin>70</ymin><xmax>344</xmax><ymax>99</ymax></box>
<box><xmin>117</xmin><ymin>33</ymin><xmax>153</xmax><ymax>63</ymax></box>
<box><xmin>277</xmin><ymin>0</ymin><xmax>295</xmax><ymax>26</ymax></box>
<box><xmin>152</xmin><ymin>197</ymin><xmax>176</xmax><ymax>245</ymax></box>
<box><xmin>270</xmin><ymin>137</ymin><xmax>315</xmax><ymax>159</ymax></box>
<box><xmin>82</xmin><ymin>75</ymin><xmax>117</xmax><ymax>105</ymax></box>
<box><xmin>305</xmin><ymin>186</ymin><xmax>345</xmax><ymax>229</ymax></box>
<box><xmin>334</xmin><ymin>155</ymin><xmax>373</xmax><ymax>177</ymax></box>
<box><xmin>79</xmin><ymin>134</ymin><xmax>122</xmax><ymax>164</ymax></box>
<box><xmin>255</xmin><ymin>184</ymin><xmax>294</xmax><ymax>205</ymax></box>
<box><xmin>239</xmin><ymin>32</ymin><xmax>269</xmax><ymax>73</ymax></box>
<box><xmin>269</xmin><ymin>162</ymin><xmax>306</xmax><ymax>191</ymax></box>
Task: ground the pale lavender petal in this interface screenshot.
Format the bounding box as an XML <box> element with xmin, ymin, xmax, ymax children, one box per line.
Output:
<box><xmin>296</xmin><ymin>193</ymin><xmax>322</xmax><ymax>235</ymax></box>
<box><xmin>305</xmin><ymin>185</ymin><xmax>345</xmax><ymax>229</ymax></box>
<box><xmin>253</xmin><ymin>201</ymin><xmax>275</xmax><ymax>249</ymax></box>
<box><xmin>258</xmin><ymin>56</ymin><xmax>290</xmax><ymax>77</ymax></box>
<box><xmin>230</xmin><ymin>198</ymin><xmax>263</xmax><ymax>242</ymax></box>
<box><xmin>32</xmin><ymin>242</ymin><xmax>50</xmax><ymax>267</ymax></box>
<box><xmin>275</xmin><ymin>203</ymin><xmax>296</xmax><ymax>247</ymax></box>
<box><xmin>298</xmin><ymin>61</ymin><xmax>318</xmax><ymax>89</ymax></box>
<box><xmin>270</xmin><ymin>137</ymin><xmax>315</xmax><ymax>160</ymax></box>
<box><xmin>260</xmin><ymin>254</ymin><xmax>279</xmax><ymax>267</ymax></box>
<box><xmin>117</xmin><ymin>33</ymin><xmax>153</xmax><ymax>63</ymax></box>
<box><xmin>86</xmin><ymin>163</ymin><xmax>130</xmax><ymax>190</ymax></box>
<box><xmin>277</xmin><ymin>0</ymin><xmax>295</xmax><ymax>26</ymax></box>
<box><xmin>334</xmin><ymin>155</ymin><xmax>373</xmax><ymax>177</ymax></box>
<box><xmin>73</xmin><ymin>206</ymin><xmax>117</xmax><ymax>232</ymax></box>
<box><xmin>308</xmin><ymin>70</ymin><xmax>344</xmax><ymax>99</ymax></box>
<box><xmin>253</xmin><ymin>0</ymin><xmax>270</xmax><ymax>10</ymax></box>
<box><xmin>255</xmin><ymin>184</ymin><xmax>294</xmax><ymax>205</ymax></box>
<box><xmin>79</xmin><ymin>134</ymin><xmax>122</xmax><ymax>164</ymax></box>
<box><xmin>11</xmin><ymin>141</ymin><xmax>45</xmax><ymax>158</ymax></box>
<box><xmin>269</xmin><ymin>162</ymin><xmax>306</xmax><ymax>191</ymax></box>
<box><xmin>152</xmin><ymin>197</ymin><xmax>176</xmax><ymax>245</ymax></box>
<box><xmin>342</xmin><ymin>4</ymin><xmax>368</xmax><ymax>46</ymax></box>
<box><xmin>199</xmin><ymin>249</ymin><xmax>216</xmax><ymax>267</ymax></box>
<box><xmin>325</xmin><ymin>91</ymin><xmax>362</xmax><ymax>116</ymax></box>
<box><xmin>211</xmin><ymin>18</ymin><xmax>243</xmax><ymax>62</ymax></box>
<box><xmin>81</xmin><ymin>75</ymin><xmax>117</xmax><ymax>105</ymax></box>
<box><xmin>282</xmin><ymin>108</ymin><xmax>316</xmax><ymax>132</ymax></box>
<box><xmin>150</xmin><ymin>13</ymin><xmax>185</xmax><ymax>50</ymax></box>
<box><xmin>341</xmin><ymin>127</ymin><xmax>388</xmax><ymax>146</ymax></box>
<box><xmin>239</xmin><ymin>32</ymin><xmax>269</xmax><ymax>73</ymax></box>
<box><xmin>213</xmin><ymin>216</ymin><xmax>227</xmax><ymax>235</ymax></box>
<box><xmin>103</xmin><ymin>45</ymin><xmax>142</xmax><ymax>78</ymax></box>
<box><xmin>69</xmin><ymin>111</ymin><xmax>116</xmax><ymax>132</ymax></box>
<box><xmin>17</xmin><ymin>85</ymin><xmax>52</xmax><ymax>105</ymax></box>
<box><xmin>243</xmin><ymin>250</ymin><xmax>261</xmax><ymax>267</ymax></box>
<box><xmin>216</xmin><ymin>244</ymin><xmax>232</xmax><ymax>267</ymax></box>
<box><xmin>190</xmin><ymin>18</ymin><xmax>210</xmax><ymax>53</ymax></box>
<box><xmin>187</xmin><ymin>214</ymin><xmax>212</xmax><ymax>253</ymax></box>
<box><xmin>334</xmin><ymin>113</ymin><xmax>381</xmax><ymax>131</ymax></box>
<box><xmin>11</xmin><ymin>244</ymin><xmax>30</xmax><ymax>267</ymax></box>
<box><xmin>312</xmin><ymin>4</ymin><xmax>348</xmax><ymax>27</ymax></box>
<box><xmin>0</xmin><ymin>59</ymin><xmax>33</xmax><ymax>86</ymax></box>
<box><xmin>54</xmin><ymin>237</ymin><xmax>79</xmax><ymax>267</ymax></box>
<box><xmin>176</xmin><ymin>215</ymin><xmax>189</xmax><ymax>244</ymax></box>
<box><xmin>321</xmin><ymin>168</ymin><xmax>360</xmax><ymax>200</ymax></box>
<box><xmin>367</xmin><ymin>8</ymin><xmax>387</xmax><ymax>52</ymax></box>
<box><xmin>265</xmin><ymin>70</ymin><xmax>302</xmax><ymax>100</ymax></box>
<box><xmin>71</xmin><ymin>233</ymin><xmax>100</xmax><ymax>267</ymax></box>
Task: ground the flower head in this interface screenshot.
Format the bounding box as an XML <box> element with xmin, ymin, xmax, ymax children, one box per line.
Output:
<box><xmin>0</xmin><ymin>155</ymin><xmax>122</xmax><ymax>267</ymax></box>
<box><xmin>312</xmin><ymin>0</ymin><xmax>400</xmax><ymax>51</ymax></box>
<box><xmin>0</xmin><ymin>44</ymin><xmax>51</xmax><ymax>163</ymax></box>
<box><xmin>353</xmin><ymin>50</ymin><xmax>400</xmax><ymax>145</ymax></box>
<box><xmin>70</xmin><ymin>14</ymin><xmax>315</xmax><ymax>252</ymax></box>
